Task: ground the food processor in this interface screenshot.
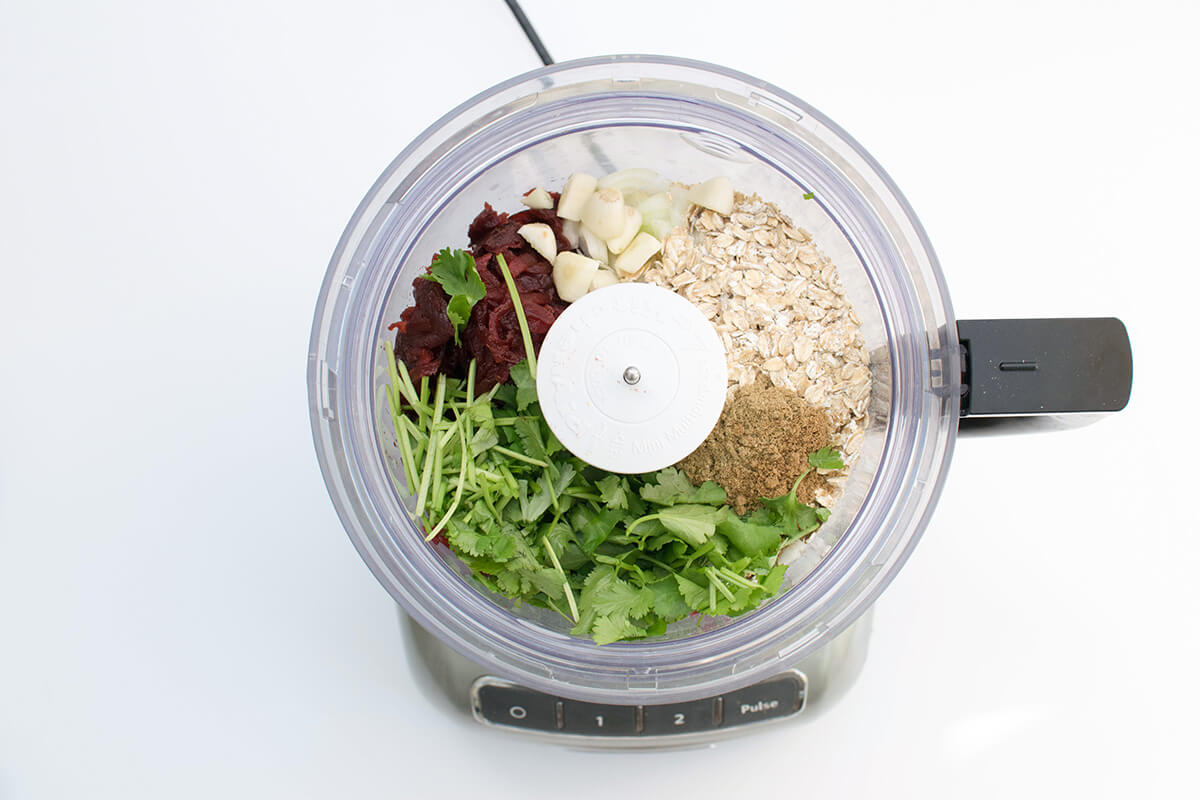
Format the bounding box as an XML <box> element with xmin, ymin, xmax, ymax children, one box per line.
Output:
<box><xmin>307</xmin><ymin>55</ymin><xmax>1132</xmax><ymax>747</ymax></box>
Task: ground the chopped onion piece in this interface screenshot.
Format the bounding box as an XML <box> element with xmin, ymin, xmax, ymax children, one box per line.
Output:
<box><xmin>578</xmin><ymin>224</ymin><xmax>609</xmax><ymax>263</ymax></box>
<box><xmin>597</xmin><ymin>168</ymin><xmax>666</xmax><ymax>195</ymax></box>
<box><xmin>560</xmin><ymin>219</ymin><xmax>581</xmax><ymax>249</ymax></box>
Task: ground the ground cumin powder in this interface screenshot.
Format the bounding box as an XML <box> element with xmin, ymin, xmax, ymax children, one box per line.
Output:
<box><xmin>678</xmin><ymin>376</ymin><xmax>833</xmax><ymax>514</ymax></box>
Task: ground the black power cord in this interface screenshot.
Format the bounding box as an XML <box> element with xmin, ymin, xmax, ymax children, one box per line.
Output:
<box><xmin>503</xmin><ymin>0</ymin><xmax>554</xmax><ymax>65</ymax></box>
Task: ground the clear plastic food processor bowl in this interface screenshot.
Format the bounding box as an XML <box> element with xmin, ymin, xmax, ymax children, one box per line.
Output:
<box><xmin>308</xmin><ymin>55</ymin><xmax>960</xmax><ymax>704</ymax></box>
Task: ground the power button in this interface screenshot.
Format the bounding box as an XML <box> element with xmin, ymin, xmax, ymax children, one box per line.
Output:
<box><xmin>475</xmin><ymin>683</ymin><xmax>559</xmax><ymax>732</ymax></box>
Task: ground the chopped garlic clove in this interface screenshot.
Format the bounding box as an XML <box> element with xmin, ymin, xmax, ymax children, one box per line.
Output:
<box><xmin>605</xmin><ymin>205</ymin><xmax>642</xmax><ymax>254</ymax></box>
<box><xmin>556</xmin><ymin>173</ymin><xmax>597</xmax><ymax>221</ymax></box>
<box><xmin>689</xmin><ymin>176</ymin><xmax>734</xmax><ymax>215</ymax></box>
<box><xmin>588</xmin><ymin>267</ymin><xmax>619</xmax><ymax>291</ymax></box>
<box><xmin>520</xmin><ymin>187</ymin><xmax>554</xmax><ymax>210</ymax></box>
<box><xmin>552</xmin><ymin>251</ymin><xmax>601</xmax><ymax>302</ymax></box>
<box><xmin>579</xmin><ymin>188</ymin><xmax>625</xmax><ymax>239</ymax></box>
<box><xmin>517</xmin><ymin>222</ymin><xmax>557</xmax><ymax>264</ymax></box>
<box><xmin>612</xmin><ymin>232</ymin><xmax>662</xmax><ymax>276</ymax></box>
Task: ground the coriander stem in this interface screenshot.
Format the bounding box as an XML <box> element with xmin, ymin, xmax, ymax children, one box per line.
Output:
<box><xmin>626</xmin><ymin>513</ymin><xmax>661</xmax><ymax>536</ymax></box>
<box><xmin>718</xmin><ymin>567</ymin><xmax>757</xmax><ymax>589</ymax></box>
<box><xmin>427</xmin><ymin>422</ymin><xmax>469</xmax><ymax>541</ymax></box>
<box><xmin>495</xmin><ymin>253</ymin><xmax>537</xmax><ymax>380</ymax></box>
<box><xmin>393</xmin><ymin>404</ymin><xmax>419</xmax><ymax>491</ymax></box>
<box><xmin>490</xmin><ymin>445</ymin><xmax>548</xmax><ymax>468</ymax></box>
<box><xmin>541</xmin><ymin>535</ymin><xmax>579</xmax><ymax>622</ymax></box>
<box><xmin>414</xmin><ymin>375</ymin><xmax>447</xmax><ymax>518</ymax></box>
<box><xmin>391</xmin><ymin>346</ymin><xmax>421</xmax><ymax>409</ymax></box>
<box><xmin>563</xmin><ymin>490</ymin><xmax>603</xmax><ymax>502</ymax></box>
<box><xmin>706</xmin><ymin>568</ymin><xmax>737</xmax><ymax>602</ymax></box>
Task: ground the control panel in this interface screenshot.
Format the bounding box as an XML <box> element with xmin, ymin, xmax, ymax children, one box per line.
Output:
<box><xmin>470</xmin><ymin>672</ymin><xmax>806</xmax><ymax>739</ymax></box>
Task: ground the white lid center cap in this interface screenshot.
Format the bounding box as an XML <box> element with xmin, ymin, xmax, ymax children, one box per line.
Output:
<box><xmin>535</xmin><ymin>283</ymin><xmax>727</xmax><ymax>474</ymax></box>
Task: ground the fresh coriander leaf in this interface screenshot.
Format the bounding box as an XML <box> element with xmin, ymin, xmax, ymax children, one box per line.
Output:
<box><xmin>424</xmin><ymin>248</ymin><xmax>485</xmax><ymax>343</ymax></box>
<box><xmin>569</xmin><ymin>506</ymin><xmax>625</xmax><ymax>553</ymax></box>
<box><xmin>653</xmin><ymin>504</ymin><xmax>723</xmax><ymax>547</ymax></box>
<box><xmin>584</xmin><ymin>569</ymin><xmax>653</xmax><ymax>620</ymax></box>
<box><xmin>596</xmin><ymin>474</ymin><xmax>629</xmax><ymax>510</ymax></box>
<box><xmin>674</xmin><ymin>574</ymin><xmax>709</xmax><ymax>611</ymax></box>
<box><xmin>643</xmin><ymin>616</ymin><xmax>668</xmax><ymax>637</ymax></box>
<box><xmin>802</xmin><ymin>191</ymin><xmax>815</xmax><ymax>200</ymax></box>
<box><xmin>508</xmin><ymin>359</ymin><xmax>538</xmax><ymax>411</ymax></box>
<box><xmin>808</xmin><ymin>446</ymin><xmax>845</xmax><ymax>470</ymax></box>
<box><xmin>750</xmin><ymin>488</ymin><xmax>824</xmax><ymax>538</ymax></box>
<box><xmin>716</xmin><ymin>514</ymin><xmax>784</xmax><ymax>558</ymax></box>
<box><xmin>760</xmin><ymin>563</ymin><xmax>788</xmax><ymax>595</ymax></box>
<box><xmin>648</xmin><ymin>578</ymin><xmax>691</xmax><ymax>621</ymax></box>
<box><xmin>592</xmin><ymin>614</ymin><xmax>647</xmax><ymax>644</ymax></box>
<box><xmin>815</xmin><ymin>507</ymin><xmax>831</xmax><ymax>522</ymax></box>
<box><xmin>559</xmin><ymin>542</ymin><xmax>588</xmax><ymax>571</ymax></box>
<box><xmin>640</xmin><ymin>467</ymin><xmax>727</xmax><ymax>506</ymax></box>
<box><xmin>521</xmin><ymin>478</ymin><xmax>554</xmax><ymax>522</ymax></box>
<box><xmin>543</xmin><ymin>425</ymin><xmax>564</xmax><ymax>458</ymax></box>
<box><xmin>527</xmin><ymin>567</ymin><xmax>567</xmax><ymax>600</ymax></box>
<box><xmin>512</xmin><ymin>417</ymin><xmax>548</xmax><ymax>462</ymax></box>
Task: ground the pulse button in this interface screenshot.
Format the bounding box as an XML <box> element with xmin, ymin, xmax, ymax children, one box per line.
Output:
<box><xmin>721</xmin><ymin>676</ymin><xmax>805</xmax><ymax>727</ymax></box>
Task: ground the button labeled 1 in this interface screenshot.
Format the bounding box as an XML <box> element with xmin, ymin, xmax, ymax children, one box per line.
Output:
<box><xmin>642</xmin><ymin>699</ymin><xmax>718</xmax><ymax>735</ymax></box>
<box><xmin>561</xmin><ymin>701</ymin><xmax>637</xmax><ymax>736</ymax></box>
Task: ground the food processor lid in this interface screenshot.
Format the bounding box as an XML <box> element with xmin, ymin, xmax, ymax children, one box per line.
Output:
<box><xmin>536</xmin><ymin>283</ymin><xmax>727</xmax><ymax>474</ymax></box>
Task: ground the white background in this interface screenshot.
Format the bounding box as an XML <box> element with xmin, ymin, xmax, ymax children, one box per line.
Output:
<box><xmin>2</xmin><ymin>1</ymin><xmax>1198</xmax><ymax>797</ymax></box>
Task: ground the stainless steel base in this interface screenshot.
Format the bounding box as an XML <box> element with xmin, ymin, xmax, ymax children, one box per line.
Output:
<box><xmin>400</xmin><ymin>608</ymin><xmax>874</xmax><ymax>749</ymax></box>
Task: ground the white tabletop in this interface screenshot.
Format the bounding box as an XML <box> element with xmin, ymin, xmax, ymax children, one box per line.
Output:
<box><xmin>2</xmin><ymin>1</ymin><xmax>1197</xmax><ymax>797</ymax></box>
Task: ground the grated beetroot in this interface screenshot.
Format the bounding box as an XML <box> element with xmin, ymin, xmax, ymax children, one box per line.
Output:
<box><xmin>391</xmin><ymin>199</ymin><xmax>570</xmax><ymax>392</ymax></box>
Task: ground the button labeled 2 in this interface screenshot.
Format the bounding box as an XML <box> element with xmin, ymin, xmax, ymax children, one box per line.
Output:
<box><xmin>642</xmin><ymin>699</ymin><xmax>718</xmax><ymax>735</ymax></box>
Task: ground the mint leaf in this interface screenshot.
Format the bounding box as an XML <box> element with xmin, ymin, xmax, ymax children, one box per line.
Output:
<box><xmin>640</xmin><ymin>467</ymin><xmax>727</xmax><ymax>506</ymax></box>
<box><xmin>424</xmin><ymin>248</ymin><xmax>485</xmax><ymax>343</ymax></box>
<box><xmin>808</xmin><ymin>446</ymin><xmax>845</xmax><ymax>471</ymax></box>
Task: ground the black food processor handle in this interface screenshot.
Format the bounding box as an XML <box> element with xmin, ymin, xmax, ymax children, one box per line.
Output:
<box><xmin>957</xmin><ymin>318</ymin><xmax>1132</xmax><ymax>417</ymax></box>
